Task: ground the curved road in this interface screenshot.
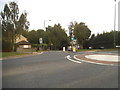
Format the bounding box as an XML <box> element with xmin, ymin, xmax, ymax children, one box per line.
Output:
<box><xmin>2</xmin><ymin>51</ymin><xmax>118</xmax><ymax>88</ymax></box>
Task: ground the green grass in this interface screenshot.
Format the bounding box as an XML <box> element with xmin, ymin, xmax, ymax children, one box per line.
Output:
<box><xmin>77</xmin><ymin>49</ymin><xmax>99</xmax><ymax>52</ymax></box>
<box><xmin>100</xmin><ymin>49</ymin><xmax>118</xmax><ymax>51</ymax></box>
<box><xmin>0</xmin><ymin>52</ymin><xmax>28</xmax><ymax>58</ymax></box>
<box><xmin>77</xmin><ymin>48</ymin><xmax>118</xmax><ymax>52</ymax></box>
<box><xmin>0</xmin><ymin>49</ymin><xmax>118</xmax><ymax>58</ymax></box>
<box><xmin>0</xmin><ymin>52</ymin><xmax>1</xmax><ymax>58</ymax></box>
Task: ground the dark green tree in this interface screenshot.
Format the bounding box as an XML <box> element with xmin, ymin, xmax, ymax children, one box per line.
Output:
<box><xmin>89</xmin><ymin>31</ymin><xmax>120</xmax><ymax>49</ymax></box>
<box><xmin>46</xmin><ymin>24</ymin><xmax>70</xmax><ymax>50</ymax></box>
<box><xmin>1</xmin><ymin>2</ymin><xmax>29</xmax><ymax>51</ymax></box>
<box><xmin>69</xmin><ymin>22</ymin><xmax>91</xmax><ymax>48</ymax></box>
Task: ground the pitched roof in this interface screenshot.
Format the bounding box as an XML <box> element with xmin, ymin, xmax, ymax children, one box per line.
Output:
<box><xmin>17</xmin><ymin>40</ymin><xmax>31</xmax><ymax>45</ymax></box>
<box><xmin>16</xmin><ymin>35</ymin><xmax>28</xmax><ymax>43</ymax></box>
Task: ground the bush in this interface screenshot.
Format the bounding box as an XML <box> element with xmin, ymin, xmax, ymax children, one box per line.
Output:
<box><xmin>2</xmin><ymin>40</ymin><xmax>13</xmax><ymax>52</ymax></box>
<box><xmin>32</xmin><ymin>44</ymin><xmax>48</xmax><ymax>50</ymax></box>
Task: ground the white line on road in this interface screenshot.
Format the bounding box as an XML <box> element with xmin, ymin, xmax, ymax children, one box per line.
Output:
<box><xmin>65</xmin><ymin>55</ymin><xmax>82</xmax><ymax>64</ymax></box>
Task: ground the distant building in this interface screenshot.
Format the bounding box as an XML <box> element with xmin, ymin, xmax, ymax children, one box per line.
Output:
<box><xmin>16</xmin><ymin>35</ymin><xmax>31</xmax><ymax>49</ymax></box>
<box><xmin>17</xmin><ymin>40</ymin><xmax>31</xmax><ymax>49</ymax></box>
<box><xmin>15</xmin><ymin>35</ymin><xmax>33</xmax><ymax>53</ymax></box>
<box><xmin>118</xmin><ymin>1</ymin><xmax>120</xmax><ymax>30</ymax></box>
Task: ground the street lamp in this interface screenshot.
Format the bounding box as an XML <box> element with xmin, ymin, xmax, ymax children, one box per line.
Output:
<box><xmin>113</xmin><ymin>0</ymin><xmax>116</xmax><ymax>48</ymax></box>
<box><xmin>44</xmin><ymin>20</ymin><xmax>51</xmax><ymax>31</ymax></box>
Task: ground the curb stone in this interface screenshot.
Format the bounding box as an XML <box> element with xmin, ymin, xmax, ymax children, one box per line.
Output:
<box><xmin>74</xmin><ymin>54</ymin><xmax>119</xmax><ymax>66</ymax></box>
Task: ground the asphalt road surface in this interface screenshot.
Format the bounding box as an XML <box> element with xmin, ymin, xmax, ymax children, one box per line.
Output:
<box><xmin>2</xmin><ymin>51</ymin><xmax>118</xmax><ymax>88</ymax></box>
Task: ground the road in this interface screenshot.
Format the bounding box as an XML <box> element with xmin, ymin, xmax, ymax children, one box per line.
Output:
<box><xmin>2</xmin><ymin>51</ymin><xmax>118</xmax><ymax>88</ymax></box>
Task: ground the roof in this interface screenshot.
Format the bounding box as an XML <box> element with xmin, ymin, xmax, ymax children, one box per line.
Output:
<box><xmin>17</xmin><ymin>40</ymin><xmax>31</xmax><ymax>45</ymax></box>
<box><xmin>16</xmin><ymin>35</ymin><xmax>28</xmax><ymax>43</ymax></box>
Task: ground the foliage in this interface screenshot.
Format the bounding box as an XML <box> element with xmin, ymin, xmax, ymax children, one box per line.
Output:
<box><xmin>32</xmin><ymin>44</ymin><xmax>48</xmax><ymax>50</ymax></box>
<box><xmin>68</xmin><ymin>21</ymin><xmax>91</xmax><ymax>48</ymax></box>
<box><xmin>24</xmin><ymin>24</ymin><xmax>70</xmax><ymax>50</ymax></box>
<box><xmin>89</xmin><ymin>31</ymin><xmax>120</xmax><ymax>49</ymax></box>
<box><xmin>74</xmin><ymin>22</ymin><xmax>91</xmax><ymax>45</ymax></box>
<box><xmin>1</xmin><ymin>2</ymin><xmax>29</xmax><ymax>52</ymax></box>
<box><xmin>46</xmin><ymin>24</ymin><xmax>70</xmax><ymax>50</ymax></box>
<box><xmin>2</xmin><ymin>52</ymin><xmax>28</xmax><ymax>58</ymax></box>
<box><xmin>24</xmin><ymin>29</ymin><xmax>45</xmax><ymax>44</ymax></box>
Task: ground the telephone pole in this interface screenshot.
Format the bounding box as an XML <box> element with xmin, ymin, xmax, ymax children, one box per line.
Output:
<box><xmin>113</xmin><ymin>0</ymin><xmax>116</xmax><ymax>48</ymax></box>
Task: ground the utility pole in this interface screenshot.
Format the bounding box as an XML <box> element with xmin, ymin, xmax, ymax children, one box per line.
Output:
<box><xmin>44</xmin><ymin>20</ymin><xmax>51</xmax><ymax>31</ymax></box>
<box><xmin>118</xmin><ymin>1</ymin><xmax>120</xmax><ymax>30</ymax></box>
<box><xmin>113</xmin><ymin>0</ymin><xmax>116</xmax><ymax>48</ymax></box>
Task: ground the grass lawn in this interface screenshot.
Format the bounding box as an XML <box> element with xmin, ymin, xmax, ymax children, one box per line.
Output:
<box><xmin>77</xmin><ymin>48</ymin><xmax>118</xmax><ymax>52</ymax></box>
<box><xmin>0</xmin><ymin>52</ymin><xmax>29</xmax><ymax>58</ymax></box>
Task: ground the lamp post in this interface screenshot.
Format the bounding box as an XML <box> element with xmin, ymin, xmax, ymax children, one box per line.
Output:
<box><xmin>118</xmin><ymin>1</ymin><xmax>120</xmax><ymax>30</ymax></box>
<box><xmin>113</xmin><ymin>0</ymin><xmax>116</xmax><ymax>48</ymax></box>
<box><xmin>44</xmin><ymin>20</ymin><xmax>51</xmax><ymax>31</ymax></box>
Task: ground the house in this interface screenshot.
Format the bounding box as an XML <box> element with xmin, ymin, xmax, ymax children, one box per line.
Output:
<box><xmin>15</xmin><ymin>35</ymin><xmax>33</xmax><ymax>53</ymax></box>
<box><xmin>17</xmin><ymin>40</ymin><xmax>31</xmax><ymax>49</ymax></box>
<box><xmin>16</xmin><ymin>35</ymin><xmax>31</xmax><ymax>49</ymax></box>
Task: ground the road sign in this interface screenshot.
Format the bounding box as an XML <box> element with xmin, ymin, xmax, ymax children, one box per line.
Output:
<box><xmin>39</xmin><ymin>38</ymin><xmax>43</xmax><ymax>44</ymax></box>
<box><xmin>71</xmin><ymin>37</ymin><xmax>75</xmax><ymax>40</ymax></box>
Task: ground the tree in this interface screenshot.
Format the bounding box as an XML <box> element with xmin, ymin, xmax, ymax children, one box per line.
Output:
<box><xmin>68</xmin><ymin>21</ymin><xmax>77</xmax><ymax>41</ymax></box>
<box><xmin>22</xmin><ymin>24</ymin><xmax>70</xmax><ymax>50</ymax></box>
<box><xmin>1</xmin><ymin>2</ymin><xmax>29</xmax><ymax>51</ymax></box>
<box><xmin>25</xmin><ymin>29</ymin><xmax>45</xmax><ymax>44</ymax></box>
<box><xmin>46</xmin><ymin>24</ymin><xmax>70</xmax><ymax>50</ymax></box>
<box><xmin>89</xmin><ymin>31</ymin><xmax>120</xmax><ymax>49</ymax></box>
<box><xmin>68</xmin><ymin>22</ymin><xmax>91</xmax><ymax>48</ymax></box>
<box><xmin>17</xmin><ymin>11</ymin><xmax>30</xmax><ymax>35</ymax></box>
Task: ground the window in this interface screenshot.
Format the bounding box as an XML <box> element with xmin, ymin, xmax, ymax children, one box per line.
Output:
<box><xmin>23</xmin><ymin>45</ymin><xmax>29</xmax><ymax>48</ymax></box>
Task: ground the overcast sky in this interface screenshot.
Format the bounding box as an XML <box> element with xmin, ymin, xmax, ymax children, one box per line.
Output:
<box><xmin>0</xmin><ymin>0</ymin><xmax>119</xmax><ymax>35</ymax></box>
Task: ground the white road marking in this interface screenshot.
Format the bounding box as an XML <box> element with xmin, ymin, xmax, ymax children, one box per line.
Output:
<box><xmin>73</xmin><ymin>55</ymin><xmax>115</xmax><ymax>66</ymax></box>
<box><xmin>66</xmin><ymin>55</ymin><xmax>82</xmax><ymax>64</ymax></box>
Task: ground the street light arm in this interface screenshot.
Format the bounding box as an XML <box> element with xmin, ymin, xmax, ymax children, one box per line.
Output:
<box><xmin>44</xmin><ymin>20</ymin><xmax>51</xmax><ymax>31</ymax></box>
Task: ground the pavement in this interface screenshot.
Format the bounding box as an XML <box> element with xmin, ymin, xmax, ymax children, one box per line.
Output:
<box><xmin>2</xmin><ymin>51</ymin><xmax>118</xmax><ymax>88</ymax></box>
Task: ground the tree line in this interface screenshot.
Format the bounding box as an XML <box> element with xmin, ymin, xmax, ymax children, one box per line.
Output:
<box><xmin>1</xmin><ymin>1</ymin><xmax>119</xmax><ymax>52</ymax></box>
<box><xmin>22</xmin><ymin>22</ymin><xmax>92</xmax><ymax>50</ymax></box>
<box><xmin>22</xmin><ymin>24</ymin><xmax>70</xmax><ymax>50</ymax></box>
<box><xmin>88</xmin><ymin>31</ymin><xmax>120</xmax><ymax>49</ymax></box>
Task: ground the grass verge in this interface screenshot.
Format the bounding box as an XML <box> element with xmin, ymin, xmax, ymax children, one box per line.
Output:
<box><xmin>0</xmin><ymin>52</ymin><xmax>29</xmax><ymax>58</ymax></box>
<box><xmin>77</xmin><ymin>48</ymin><xmax>118</xmax><ymax>52</ymax></box>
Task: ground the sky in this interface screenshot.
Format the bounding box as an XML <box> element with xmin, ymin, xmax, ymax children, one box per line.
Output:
<box><xmin>0</xmin><ymin>0</ymin><xmax>120</xmax><ymax>35</ymax></box>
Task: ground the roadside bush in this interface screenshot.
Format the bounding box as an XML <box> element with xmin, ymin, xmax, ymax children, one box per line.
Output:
<box><xmin>32</xmin><ymin>44</ymin><xmax>48</xmax><ymax>50</ymax></box>
<box><xmin>2</xmin><ymin>40</ymin><xmax>13</xmax><ymax>52</ymax></box>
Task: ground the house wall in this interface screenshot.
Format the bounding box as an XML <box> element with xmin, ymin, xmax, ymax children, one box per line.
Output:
<box><xmin>17</xmin><ymin>45</ymin><xmax>33</xmax><ymax>53</ymax></box>
<box><xmin>16</xmin><ymin>47</ymin><xmax>36</xmax><ymax>53</ymax></box>
<box><xmin>19</xmin><ymin>45</ymin><xmax>31</xmax><ymax>49</ymax></box>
